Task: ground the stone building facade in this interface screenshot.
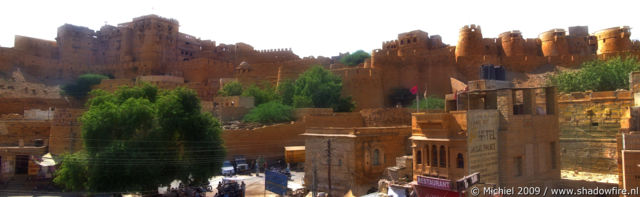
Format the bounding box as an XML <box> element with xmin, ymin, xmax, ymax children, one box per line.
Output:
<box><xmin>558</xmin><ymin>90</ymin><xmax>632</xmax><ymax>174</ymax></box>
<box><xmin>618</xmin><ymin>72</ymin><xmax>640</xmax><ymax>193</ymax></box>
<box><xmin>411</xmin><ymin>80</ymin><xmax>560</xmax><ymax>191</ymax></box>
<box><xmin>0</xmin><ymin>113</ymin><xmax>51</xmax><ymax>181</ymax></box>
<box><xmin>302</xmin><ymin>126</ymin><xmax>411</xmax><ymax>196</ymax></box>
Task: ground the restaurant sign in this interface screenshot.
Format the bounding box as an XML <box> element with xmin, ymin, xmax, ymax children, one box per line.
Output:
<box><xmin>417</xmin><ymin>175</ymin><xmax>452</xmax><ymax>191</ymax></box>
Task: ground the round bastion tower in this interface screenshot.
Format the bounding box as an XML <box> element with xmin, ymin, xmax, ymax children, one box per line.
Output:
<box><xmin>595</xmin><ymin>26</ymin><xmax>631</xmax><ymax>55</ymax></box>
<box><xmin>539</xmin><ymin>29</ymin><xmax>570</xmax><ymax>57</ymax></box>
<box><xmin>455</xmin><ymin>24</ymin><xmax>484</xmax><ymax>58</ymax></box>
<box><xmin>499</xmin><ymin>30</ymin><xmax>526</xmax><ymax>57</ymax></box>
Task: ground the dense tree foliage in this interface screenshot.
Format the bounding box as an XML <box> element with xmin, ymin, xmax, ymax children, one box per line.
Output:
<box><xmin>276</xmin><ymin>80</ymin><xmax>295</xmax><ymax>106</ymax></box>
<box><xmin>409</xmin><ymin>96</ymin><xmax>445</xmax><ymax>110</ymax></box>
<box><xmin>53</xmin><ymin>152</ymin><xmax>88</xmax><ymax>191</ymax></box>
<box><xmin>242</xmin><ymin>84</ymin><xmax>280</xmax><ymax>106</ymax></box>
<box><xmin>241</xmin><ymin>66</ymin><xmax>355</xmax><ymax>122</ymax></box>
<box><xmin>243</xmin><ymin>101</ymin><xmax>294</xmax><ymax>124</ymax></box>
<box><xmin>218</xmin><ymin>81</ymin><xmax>243</xmax><ymax>96</ymax></box>
<box><xmin>550</xmin><ymin>57</ymin><xmax>640</xmax><ymax>93</ymax></box>
<box><xmin>339</xmin><ymin>50</ymin><xmax>371</xmax><ymax>66</ymax></box>
<box><xmin>54</xmin><ymin>84</ymin><xmax>225</xmax><ymax>193</ymax></box>
<box><xmin>291</xmin><ymin>66</ymin><xmax>355</xmax><ymax>111</ymax></box>
<box><xmin>62</xmin><ymin>74</ymin><xmax>108</xmax><ymax>99</ymax></box>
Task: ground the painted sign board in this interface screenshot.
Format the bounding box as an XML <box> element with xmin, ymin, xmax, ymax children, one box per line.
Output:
<box><xmin>417</xmin><ymin>175</ymin><xmax>452</xmax><ymax>191</ymax></box>
<box><xmin>466</xmin><ymin>110</ymin><xmax>499</xmax><ymax>185</ymax></box>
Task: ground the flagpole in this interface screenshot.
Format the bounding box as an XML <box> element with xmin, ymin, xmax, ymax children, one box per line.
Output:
<box><xmin>416</xmin><ymin>92</ymin><xmax>419</xmax><ymax>113</ymax></box>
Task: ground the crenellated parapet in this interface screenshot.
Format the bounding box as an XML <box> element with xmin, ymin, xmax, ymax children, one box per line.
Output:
<box><xmin>455</xmin><ymin>24</ymin><xmax>486</xmax><ymax>58</ymax></box>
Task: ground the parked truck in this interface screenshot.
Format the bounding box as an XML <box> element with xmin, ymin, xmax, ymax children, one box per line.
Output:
<box><xmin>234</xmin><ymin>155</ymin><xmax>250</xmax><ymax>175</ymax></box>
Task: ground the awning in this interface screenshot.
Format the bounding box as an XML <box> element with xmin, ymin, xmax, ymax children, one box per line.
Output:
<box><xmin>34</xmin><ymin>153</ymin><xmax>58</xmax><ymax>166</ymax></box>
<box><xmin>413</xmin><ymin>184</ymin><xmax>461</xmax><ymax>197</ymax></box>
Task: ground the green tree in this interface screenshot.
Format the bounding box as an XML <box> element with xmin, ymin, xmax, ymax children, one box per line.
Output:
<box><xmin>242</xmin><ymin>84</ymin><xmax>280</xmax><ymax>106</ymax></box>
<box><xmin>218</xmin><ymin>81</ymin><xmax>243</xmax><ymax>96</ymax></box>
<box><xmin>409</xmin><ymin>96</ymin><xmax>445</xmax><ymax>110</ymax></box>
<box><xmin>62</xmin><ymin>74</ymin><xmax>108</xmax><ymax>99</ymax></box>
<box><xmin>550</xmin><ymin>57</ymin><xmax>640</xmax><ymax>93</ymax></box>
<box><xmin>55</xmin><ymin>84</ymin><xmax>225</xmax><ymax>192</ymax></box>
<box><xmin>276</xmin><ymin>80</ymin><xmax>295</xmax><ymax>106</ymax></box>
<box><xmin>243</xmin><ymin>101</ymin><xmax>294</xmax><ymax>124</ymax></box>
<box><xmin>292</xmin><ymin>66</ymin><xmax>355</xmax><ymax>111</ymax></box>
<box><xmin>53</xmin><ymin>152</ymin><xmax>88</xmax><ymax>191</ymax></box>
<box><xmin>339</xmin><ymin>50</ymin><xmax>371</xmax><ymax>66</ymax></box>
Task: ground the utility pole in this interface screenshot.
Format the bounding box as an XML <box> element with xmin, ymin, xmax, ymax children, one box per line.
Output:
<box><xmin>327</xmin><ymin>139</ymin><xmax>332</xmax><ymax>197</ymax></box>
<box><xmin>313</xmin><ymin>158</ymin><xmax>318</xmax><ymax>197</ymax></box>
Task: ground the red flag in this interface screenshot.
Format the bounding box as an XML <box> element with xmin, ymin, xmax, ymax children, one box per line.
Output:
<box><xmin>410</xmin><ymin>86</ymin><xmax>418</xmax><ymax>95</ymax></box>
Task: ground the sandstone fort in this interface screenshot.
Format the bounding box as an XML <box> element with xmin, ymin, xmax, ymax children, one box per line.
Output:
<box><xmin>1</xmin><ymin>14</ymin><xmax>640</xmax><ymax>196</ymax></box>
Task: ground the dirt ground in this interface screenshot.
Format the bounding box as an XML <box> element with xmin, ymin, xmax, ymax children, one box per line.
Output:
<box><xmin>561</xmin><ymin>170</ymin><xmax>618</xmax><ymax>184</ymax></box>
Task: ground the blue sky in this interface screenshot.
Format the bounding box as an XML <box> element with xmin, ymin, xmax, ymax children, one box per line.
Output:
<box><xmin>1</xmin><ymin>0</ymin><xmax>638</xmax><ymax>57</ymax></box>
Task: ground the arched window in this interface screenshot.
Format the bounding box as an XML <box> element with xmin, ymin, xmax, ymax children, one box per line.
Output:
<box><xmin>425</xmin><ymin>145</ymin><xmax>429</xmax><ymax>166</ymax></box>
<box><xmin>457</xmin><ymin>153</ymin><xmax>464</xmax><ymax>168</ymax></box>
<box><xmin>416</xmin><ymin>150</ymin><xmax>422</xmax><ymax>164</ymax></box>
<box><xmin>373</xmin><ymin>149</ymin><xmax>380</xmax><ymax>166</ymax></box>
<box><xmin>431</xmin><ymin>145</ymin><xmax>438</xmax><ymax>166</ymax></box>
<box><xmin>439</xmin><ymin>145</ymin><xmax>446</xmax><ymax>167</ymax></box>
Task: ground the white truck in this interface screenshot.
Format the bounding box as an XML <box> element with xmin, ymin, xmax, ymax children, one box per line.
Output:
<box><xmin>234</xmin><ymin>155</ymin><xmax>250</xmax><ymax>174</ymax></box>
<box><xmin>221</xmin><ymin>160</ymin><xmax>235</xmax><ymax>176</ymax></box>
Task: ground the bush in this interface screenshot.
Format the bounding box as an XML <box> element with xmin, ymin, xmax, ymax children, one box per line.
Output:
<box><xmin>292</xmin><ymin>66</ymin><xmax>355</xmax><ymax>111</ymax></box>
<box><xmin>218</xmin><ymin>81</ymin><xmax>243</xmax><ymax>96</ymax></box>
<box><xmin>62</xmin><ymin>74</ymin><xmax>108</xmax><ymax>99</ymax></box>
<box><xmin>409</xmin><ymin>96</ymin><xmax>445</xmax><ymax>110</ymax></box>
<box><xmin>549</xmin><ymin>57</ymin><xmax>640</xmax><ymax>93</ymax></box>
<box><xmin>242</xmin><ymin>84</ymin><xmax>280</xmax><ymax>106</ymax></box>
<box><xmin>340</xmin><ymin>50</ymin><xmax>371</xmax><ymax>66</ymax></box>
<box><xmin>243</xmin><ymin>101</ymin><xmax>294</xmax><ymax>124</ymax></box>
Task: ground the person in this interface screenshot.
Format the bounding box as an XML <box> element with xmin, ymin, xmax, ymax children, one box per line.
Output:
<box><xmin>241</xmin><ymin>181</ymin><xmax>246</xmax><ymax>197</ymax></box>
<box><xmin>264</xmin><ymin>160</ymin><xmax>268</xmax><ymax>171</ymax></box>
<box><xmin>255</xmin><ymin>162</ymin><xmax>260</xmax><ymax>176</ymax></box>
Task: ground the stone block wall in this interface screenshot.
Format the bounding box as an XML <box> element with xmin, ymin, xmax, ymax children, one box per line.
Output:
<box><xmin>49</xmin><ymin>108</ymin><xmax>85</xmax><ymax>155</ymax></box>
<box><xmin>223</xmin><ymin>122</ymin><xmax>306</xmax><ymax>161</ymax></box>
<box><xmin>360</xmin><ymin>108</ymin><xmax>411</xmax><ymax>127</ymax></box>
<box><xmin>558</xmin><ymin>90</ymin><xmax>632</xmax><ymax>174</ymax></box>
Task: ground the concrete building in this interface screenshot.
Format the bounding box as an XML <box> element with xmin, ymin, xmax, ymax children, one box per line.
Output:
<box><xmin>411</xmin><ymin>79</ymin><xmax>560</xmax><ymax>192</ymax></box>
<box><xmin>303</xmin><ymin>126</ymin><xmax>411</xmax><ymax>196</ymax></box>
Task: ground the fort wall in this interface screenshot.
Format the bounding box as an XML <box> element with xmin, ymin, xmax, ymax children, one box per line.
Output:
<box><xmin>2</xmin><ymin>15</ymin><xmax>640</xmax><ymax>111</ymax></box>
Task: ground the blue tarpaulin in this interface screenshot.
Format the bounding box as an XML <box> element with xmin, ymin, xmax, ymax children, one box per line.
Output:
<box><xmin>265</xmin><ymin>170</ymin><xmax>288</xmax><ymax>195</ymax></box>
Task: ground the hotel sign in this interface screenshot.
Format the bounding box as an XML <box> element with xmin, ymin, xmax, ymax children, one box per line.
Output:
<box><xmin>417</xmin><ymin>175</ymin><xmax>452</xmax><ymax>190</ymax></box>
<box><xmin>467</xmin><ymin>110</ymin><xmax>499</xmax><ymax>185</ymax></box>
